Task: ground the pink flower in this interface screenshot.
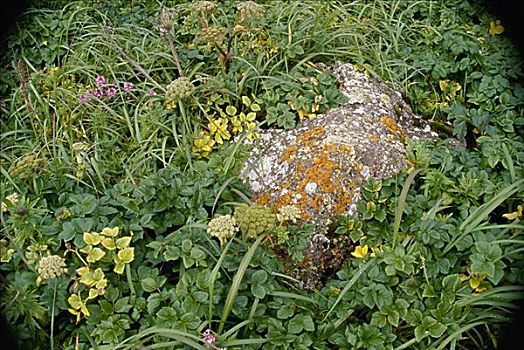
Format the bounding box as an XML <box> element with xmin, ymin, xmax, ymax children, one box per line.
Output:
<box><xmin>95</xmin><ymin>75</ymin><xmax>106</xmax><ymax>87</ymax></box>
<box><xmin>202</xmin><ymin>329</ymin><xmax>216</xmax><ymax>344</ymax></box>
<box><xmin>146</xmin><ymin>91</ymin><xmax>156</xmax><ymax>97</ymax></box>
<box><xmin>94</xmin><ymin>88</ymin><xmax>103</xmax><ymax>98</ymax></box>
<box><xmin>106</xmin><ymin>87</ymin><xmax>117</xmax><ymax>98</ymax></box>
<box><xmin>78</xmin><ymin>93</ymin><xmax>91</xmax><ymax>103</ymax></box>
<box><xmin>123</xmin><ymin>82</ymin><xmax>134</xmax><ymax>92</ymax></box>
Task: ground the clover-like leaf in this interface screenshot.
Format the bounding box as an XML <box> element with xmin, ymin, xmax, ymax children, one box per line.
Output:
<box><xmin>68</xmin><ymin>293</ymin><xmax>83</xmax><ymax>310</ymax></box>
<box><xmin>116</xmin><ymin>236</ymin><xmax>132</xmax><ymax>249</ymax></box>
<box><xmin>118</xmin><ymin>247</ymin><xmax>135</xmax><ymax>264</ymax></box>
<box><xmin>241</xmin><ymin>95</ymin><xmax>251</xmax><ymax>106</ymax></box>
<box><xmin>87</xmin><ymin>288</ymin><xmax>98</xmax><ymax>300</ymax></box>
<box><xmin>76</xmin><ymin>266</ymin><xmax>90</xmax><ymax>276</ymax></box>
<box><xmin>86</xmin><ymin>247</ymin><xmax>106</xmax><ymax>263</ymax></box>
<box><xmin>83</xmin><ymin>231</ymin><xmax>101</xmax><ymax>245</ymax></box>
<box><xmin>101</xmin><ymin>237</ymin><xmax>116</xmax><ymax>250</ymax></box>
<box><xmin>114</xmin><ymin>261</ymin><xmax>125</xmax><ymax>274</ymax></box>
<box><xmin>101</xmin><ymin>227</ymin><xmax>119</xmax><ymax>237</ymax></box>
<box><xmin>226</xmin><ymin>105</ymin><xmax>237</xmax><ymax>116</ymax></box>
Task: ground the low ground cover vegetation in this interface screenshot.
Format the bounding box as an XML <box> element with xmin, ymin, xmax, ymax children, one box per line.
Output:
<box><xmin>1</xmin><ymin>1</ymin><xmax>523</xmax><ymax>349</ymax></box>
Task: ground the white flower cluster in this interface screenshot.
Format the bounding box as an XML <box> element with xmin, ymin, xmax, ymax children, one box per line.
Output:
<box><xmin>1</xmin><ymin>193</ymin><xmax>20</xmax><ymax>212</ymax></box>
<box><xmin>37</xmin><ymin>255</ymin><xmax>66</xmax><ymax>281</ymax></box>
<box><xmin>207</xmin><ymin>214</ymin><xmax>238</xmax><ymax>245</ymax></box>
<box><xmin>277</xmin><ymin>205</ymin><xmax>302</xmax><ymax>223</ymax></box>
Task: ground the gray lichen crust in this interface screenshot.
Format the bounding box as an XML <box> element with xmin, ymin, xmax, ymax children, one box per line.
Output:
<box><xmin>241</xmin><ymin>62</ymin><xmax>436</xmax><ymax>230</ymax></box>
<box><xmin>239</xmin><ymin>62</ymin><xmax>438</xmax><ymax>289</ymax></box>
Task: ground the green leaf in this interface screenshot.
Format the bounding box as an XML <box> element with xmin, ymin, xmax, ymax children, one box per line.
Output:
<box><xmin>387</xmin><ymin>310</ymin><xmax>400</xmax><ymax>327</ymax></box>
<box><xmin>116</xmin><ymin>236</ymin><xmax>132</xmax><ymax>249</ymax></box>
<box><xmin>428</xmin><ymin>322</ymin><xmax>447</xmax><ymax>338</ymax></box>
<box><xmin>277</xmin><ymin>304</ymin><xmax>294</xmax><ymax>319</ymax></box>
<box><xmin>114</xmin><ymin>262</ymin><xmax>125</xmax><ymax>274</ymax></box>
<box><xmin>114</xmin><ymin>297</ymin><xmax>132</xmax><ymax>313</ymax></box>
<box><xmin>414</xmin><ymin>325</ymin><xmax>427</xmax><ymax>342</ymax></box>
<box><xmin>251</xmin><ymin>270</ymin><xmax>268</xmax><ymax>285</ymax></box>
<box><xmin>99</xmin><ymin>299</ymin><xmax>114</xmax><ymax>315</ymax></box>
<box><xmin>303</xmin><ymin>315</ymin><xmax>315</xmax><ymax>331</ymax></box>
<box><xmin>84</xmin><ymin>231</ymin><xmax>101</xmax><ymax>246</ymax></box>
<box><xmin>242</xmin><ymin>95</ymin><xmax>251</xmax><ymax>106</ymax></box>
<box><xmin>87</xmin><ymin>247</ymin><xmax>106</xmax><ymax>263</ymax></box>
<box><xmin>288</xmin><ymin>315</ymin><xmax>304</xmax><ymax>334</ymax></box>
<box><xmin>226</xmin><ymin>105</ymin><xmax>237</xmax><ymax>116</ymax></box>
<box><xmin>251</xmin><ymin>284</ymin><xmax>266</xmax><ymax>299</ymax></box>
<box><xmin>141</xmin><ymin>278</ymin><xmax>159</xmax><ymax>293</ymax></box>
<box><xmin>118</xmin><ymin>247</ymin><xmax>135</xmax><ymax>264</ymax></box>
<box><xmin>101</xmin><ymin>237</ymin><xmax>116</xmax><ymax>250</ymax></box>
<box><xmin>59</xmin><ymin>222</ymin><xmax>76</xmax><ymax>241</ymax></box>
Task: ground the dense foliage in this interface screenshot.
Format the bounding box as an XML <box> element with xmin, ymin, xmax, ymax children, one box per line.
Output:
<box><xmin>1</xmin><ymin>1</ymin><xmax>523</xmax><ymax>349</ymax></box>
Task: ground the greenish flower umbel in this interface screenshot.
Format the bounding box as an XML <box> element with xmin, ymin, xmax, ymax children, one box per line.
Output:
<box><xmin>207</xmin><ymin>214</ymin><xmax>238</xmax><ymax>245</ymax></box>
<box><xmin>277</xmin><ymin>205</ymin><xmax>302</xmax><ymax>223</ymax></box>
<box><xmin>237</xmin><ymin>1</ymin><xmax>264</xmax><ymax>22</ymax></box>
<box><xmin>188</xmin><ymin>1</ymin><xmax>217</xmax><ymax>13</ymax></box>
<box><xmin>196</xmin><ymin>26</ymin><xmax>227</xmax><ymax>46</ymax></box>
<box><xmin>234</xmin><ymin>204</ymin><xmax>277</xmax><ymax>239</ymax></box>
<box><xmin>165</xmin><ymin>77</ymin><xmax>195</xmax><ymax>110</ymax></box>
<box><xmin>37</xmin><ymin>255</ymin><xmax>66</xmax><ymax>284</ymax></box>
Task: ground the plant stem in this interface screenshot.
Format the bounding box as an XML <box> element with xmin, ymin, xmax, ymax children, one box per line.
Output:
<box><xmin>126</xmin><ymin>263</ymin><xmax>136</xmax><ymax>296</ymax></box>
<box><xmin>50</xmin><ymin>278</ymin><xmax>57</xmax><ymax>350</ymax></box>
<box><xmin>102</xmin><ymin>26</ymin><xmax>166</xmax><ymax>92</ymax></box>
<box><xmin>167</xmin><ymin>34</ymin><xmax>184</xmax><ymax>77</ymax></box>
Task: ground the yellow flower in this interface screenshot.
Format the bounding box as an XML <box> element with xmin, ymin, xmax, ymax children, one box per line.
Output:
<box><xmin>208</xmin><ymin>117</ymin><xmax>231</xmax><ymax>144</ymax></box>
<box><xmin>192</xmin><ymin>131</ymin><xmax>216</xmax><ymax>157</ymax></box>
<box><xmin>370</xmin><ymin>245</ymin><xmax>383</xmax><ymax>257</ymax></box>
<box><xmin>502</xmin><ymin>205</ymin><xmax>523</xmax><ymax>221</ymax></box>
<box><xmin>351</xmin><ymin>245</ymin><xmax>369</xmax><ymax>259</ymax></box>
<box><xmin>231</xmin><ymin>115</ymin><xmax>243</xmax><ymax>134</ymax></box>
<box><xmin>489</xmin><ymin>20</ymin><xmax>504</xmax><ymax>36</ymax></box>
<box><xmin>469</xmin><ymin>273</ymin><xmax>487</xmax><ymax>293</ymax></box>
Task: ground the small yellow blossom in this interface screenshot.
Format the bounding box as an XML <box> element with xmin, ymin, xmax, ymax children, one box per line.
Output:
<box><xmin>192</xmin><ymin>131</ymin><xmax>216</xmax><ymax>158</ymax></box>
<box><xmin>370</xmin><ymin>245</ymin><xmax>383</xmax><ymax>257</ymax></box>
<box><xmin>469</xmin><ymin>273</ymin><xmax>487</xmax><ymax>293</ymax></box>
<box><xmin>208</xmin><ymin>214</ymin><xmax>239</xmax><ymax>246</ymax></box>
<box><xmin>351</xmin><ymin>245</ymin><xmax>369</xmax><ymax>259</ymax></box>
<box><xmin>489</xmin><ymin>20</ymin><xmax>504</xmax><ymax>36</ymax></box>
<box><xmin>502</xmin><ymin>205</ymin><xmax>523</xmax><ymax>221</ymax></box>
<box><xmin>208</xmin><ymin>117</ymin><xmax>231</xmax><ymax>144</ymax></box>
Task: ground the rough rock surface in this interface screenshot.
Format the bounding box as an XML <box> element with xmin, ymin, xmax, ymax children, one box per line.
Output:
<box><xmin>240</xmin><ymin>62</ymin><xmax>438</xmax><ymax>289</ymax></box>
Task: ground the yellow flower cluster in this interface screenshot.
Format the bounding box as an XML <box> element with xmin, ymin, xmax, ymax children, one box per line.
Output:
<box><xmin>193</xmin><ymin>95</ymin><xmax>260</xmax><ymax>158</ymax></box>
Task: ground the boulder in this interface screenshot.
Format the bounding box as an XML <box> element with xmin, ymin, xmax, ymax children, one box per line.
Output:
<box><xmin>239</xmin><ymin>62</ymin><xmax>438</xmax><ymax>289</ymax></box>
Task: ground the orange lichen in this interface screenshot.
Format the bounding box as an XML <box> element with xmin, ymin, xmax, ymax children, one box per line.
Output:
<box><xmin>368</xmin><ymin>135</ymin><xmax>379</xmax><ymax>143</ymax></box>
<box><xmin>296</xmin><ymin>126</ymin><xmax>325</xmax><ymax>146</ymax></box>
<box><xmin>380</xmin><ymin>115</ymin><xmax>407</xmax><ymax>140</ymax></box>
<box><xmin>281</xmin><ymin>145</ymin><xmax>298</xmax><ymax>162</ymax></box>
<box><xmin>252</xmin><ymin>124</ymin><xmax>357</xmax><ymax>223</ymax></box>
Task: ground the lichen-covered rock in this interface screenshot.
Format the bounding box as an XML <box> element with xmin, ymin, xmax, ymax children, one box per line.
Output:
<box><xmin>241</xmin><ymin>62</ymin><xmax>436</xmax><ymax>229</ymax></box>
<box><xmin>239</xmin><ymin>62</ymin><xmax>438</xmax><ymax>289</ymax></box>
